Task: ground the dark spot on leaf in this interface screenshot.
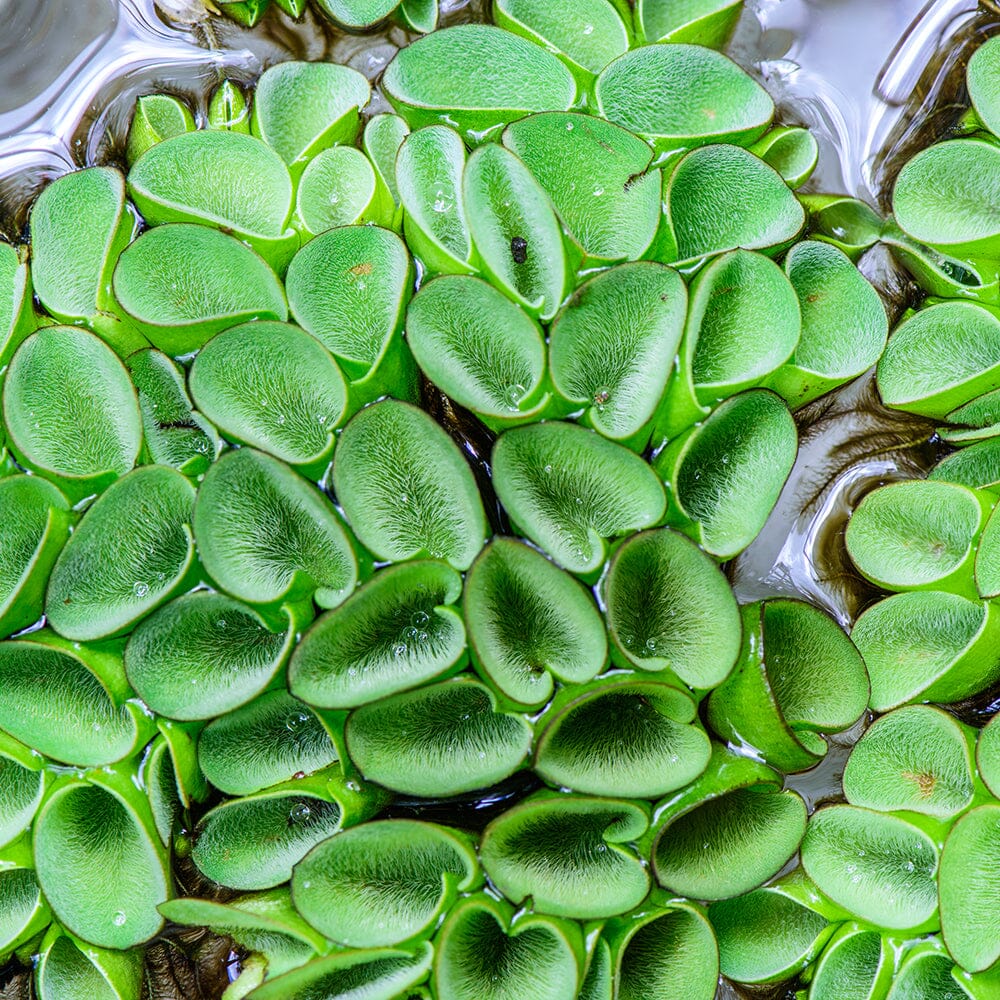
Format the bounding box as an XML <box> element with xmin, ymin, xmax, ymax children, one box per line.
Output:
<box><xmin>511</xmin><ymin>236</ymin><xmax>528</xmax><ymax>264</ymax></box>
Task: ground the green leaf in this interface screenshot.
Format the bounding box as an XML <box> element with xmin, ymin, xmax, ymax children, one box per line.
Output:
<box><xmin>656</xmin><ymin>390</ymin><xmax>798</xmax><ymax>559</ymax></box>
<box><xmin>967</xmin><ymin>36</ymin><xmax>1000</xmax><ymax>140</ymax></box>
<box><xmin>434</xmin><ymin>894</ymin><xmax>582</xmax><ymax>1000</ymax></box>
<box><xmin>802</xmin><ymin>194</ymin><xmax>883</xmax><ymax>261</ymax></box>
<box><xmin>594</xmin><ymin>44</ymin><xmax>773</xmax><ymax>153</ymax></box>
<box><xmin>0</xmin><ymin>738</ymin><xmax>44</xmax><ymax>850</ymax></box>
<box><xmin>36</xmin><ymin>931</ymin><xmax>143</xmax><ymax>1000</ymax></box>
<box><xmin>126</xmin><ymin>348</ymin><xmax>218</xmax><ymax>476</ymax></box>
<box><xmin>893</xmin><ymin>139</ymin><xmax>1000</xmax><ymax>259</ymax></box>
<box><xmin>198</xmin><ymin>690</ymin><xmax>338</xmax><ymax>795</ymax></box>
<box><xmin>664</xmin><ymin>143</ymin><xmax>805</xmax><ymax>264</ymax></box>
<box><xmin>931</xmin><ymin>437</ymin><xmax>1000</xmax><ymax>491</ymax></box>
<box><xmin>207</xmin><ymin>79</ymin><xmax>250</xmax><ymax>132</ymax></box>
<box><xmin>886</xmin><ymin>942</ymin><xmax>961</xmax><ymax>1000</ymax></box>
<box><xmin>808</xmin><ymin>923</ymin><xmax>895</xmax><ymax>1000</ymax></box>
<box><xmin>45</xmin><ymin>465</ymin><xmax>196</xmax><ymax>641</ymax></box>
<box><xmin>493</xmin><ymin>0</ymin><xmax>629</xmax><ymax>81</ymax></box>
<box><xmin>397</xmin><ymin>125</ymin><xmax>475</xmax><ymax>275</ymax></box>
<box><xmin>397</xmin><ymin>0</ymin><xmax>437</xmax><ymax>32</ymax></box>
<box><xmin>143</xmin><ymin>736</ymin><xmax>180</xmax><ymax>846</ymax></box>
<box><xmin>191</xmin><ymin>321</ymin><xmax>346</xmax><ymax>470</ymax></box>
<box><xmin>194</xmin><ymin>448</ymin><xmax>358</xmax><ymax>609</ymax></box>
<box><xmin>651</xmin><ymin>743</ymin><xmax>807</xmax><ymax>900</ymax></box>
<box><xmin>250</xmin><ymin>61</ymin><xmax>371</xmax><ymax>175</ymax></box>
<box><xmin>219</xmin><ymin>0</ymin><xmax>272</xmax><ymax>27</ymax></box>
<box><xmin>463</xmin><ymin>143</ymin><xmax>567</xmax><ymax>320</ymax></box>
<box><xmin>345</xmin><ymin>677</ymin><xmax>532</xmax><ymax>796</ymax></box>
<box><xmin>851</xmin><ymin>591</ymin><xmax>1000</xmax><ymax>710</ymax></box>
<box><xmin>943</xmin><ymin>386</ymin><xmax>1000</xmax><ymax>443</ymax></box>
<box><xmin>362</xmin><ymin>113</ymin><xmax>410</xmax><ymax>207</ymax></box>
<box><xmin>192</xmin><ymin>771</ymin><xmax>385</xmax><ymax>890</ymax></box>
<box><xmin>292</xmin><ymin>819</ymin><xmax>480</xmax><ymax>947</ymax></box>
<box><xmin>246</xmin><ymin>944</ymin><xmax>433</xmax><ymax>1000</ymax></box>
<box><xmin>285</xmin><ymin>225</ymin><xmax>414</xmax><ymax>395</ymax></box>
<box><xmin>3</xmin><ymin>326</ymin><xmax>141</xmax><ymax>500</ymax></box>
<box><xmin>636</xmin><ymin>0</ymin><xmax>742</xmax><ymax>46</ymax></box>
<box><xmin>126</xmin><ymin>93</ymin><xmax>195</xmax><ymax>164</ymax></box>
<box><xmin>0</xmin><ymin>475</ymin><xmax>71</xmax><ymax>639</ymax></box>
<box><xmin>128</xmin><ymin>130</ymin><xmax>297</xmax><ymax>271</ymax></box>
<box><xmin>750</xmin><ymin>126</ymin><xmax>819</xmax><ymax>188</ymax></box>
<box><xmin>549</xmin><ymin>262</ymin><xmax>686</xmax><ymax>442</ymax></box>
<box><xmin>480</xmin><ymin>794</ymin><xmax>650</xmax><ymax>919</ymax></box>
<box><xmin>113</xmin><ymin>223</ymin><xmax>287</xmax><ymax>356</ymax></box>
<box><xmin>707</xmin><ymin>599</ymin><xmax>869</xmax><ymax>773</ymax></box>
<box><xmin>0</xmin><ymin>635</ymin><xmax>149</xmax><ymax>766</ymax></box>
<box><xmin>535</xmin><ymin>676</ymin><xmax>710</xmax><ymax>798</ymax></box>
<box><xmin>311</xmin><ymin>0</ymin><xmax>398</xmax><ymax>27</ymax></box>
<box><xmin>845</xmin><ymin>479</ymin><xmax>991</xmax><ymax>596</ymax></box>
<box><xmin>503</xmin><ymin>112</ymin><xmax>661</xmax><ymax>263</ymax></box>
<box><xmin>35</xmin><ymin>773</ymin><xmax>169</xmax><ymax>948</ymax></box>
<box><xmin>877</xmin><ymin>301</ymin><xmax>1000</xmax><ymax>418</ymax></box>
<box><xmin>977</xmin><ymin>713</ymin><xmax>1000</xmax><ymax>799</ymax></box>
<box><xmin>289</xmin><ymin>560</ymin><xmax>465</xmax><ymax>709</ymax></box>
<box><xmin>0</xmin><ymin>241</ymin><xmax>36</xmax><ymax>368</ymax></box>
<box><xmin>603</xmin><ymin>527</ymin><xmax>741</xmax><ymax>689</ymax></box>
<box><xmin>492</xmin><ymin>420</ymin><xmax>665</xmax><ymax>575</ymax></box>
<box><xmin>463</xmin><ymin>537</ymin><xmax>606</xmax><ymax>707</ymax></box>
<box><xmin>405</xmin><ymin>275</ymin><xmax>548</xmax><ymax>422</ymax></box>
<box><xmin>801</xmin><ymin>805</ymin><xmax>939</xmax><ymax>932</ymax></box>
<box><xmin>939</xmin><ymin>804</ymin><xmax>1000</xmax><ymax>972</ymax></box>
<box><xmin>332</xmin><ymin>398</ymin><xmax>487</xmax><ymax>570</ymax></box>
<box><xmin>382</xmin><ymin>25</ymin><xmax>576</xmax><ymax>143</ymax></box>
<box><xmin>125</xmin><ymin>592</ymin><xmax>294</xmax><ymax>721</ymax></box>
<box><xmin>29</xmin><ymin>167</ymin><xmax>134</xmax><ymax>323</ymax></box>
<box><xmin>580</xmin><ymin>935</ymin><xmax>611</xmax><ymax>1000</ymax></box>
<box><xmin>295</xmin><ymin>146</ymin><xmax>392</xmax><ymax>236</ymax></box>
<box><xmin>767</xmin><ymin>240</ymin><xmax>889</xmax><ymax>407</ymax></box>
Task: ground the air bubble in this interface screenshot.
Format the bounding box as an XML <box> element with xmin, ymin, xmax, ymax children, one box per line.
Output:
<box><xmin>411</xmin><ymin>611</ymin><xmax>430</xmax><ymax>627</ymax></box>
<box><xmin>133</xmin><ymin>581</ymin><xmax>150</xmax><ymax>598</ymax></box>
<box><xmin>593</xmin><ymin>386</ymin><xmax>611</xmax><ymax>410</ymax></box>
<box><xmin>113</xmin><ymin>911</ymin><xmax>127</xmax><ymax>926</ymax></box>
<box><xmin>583</xmin><ymin>23</ymin><xmax>594</xmax><ymax>34</ymax></box>
<box><xmin>592</xmin><ymin>186</ymin><xmax>605</xmax><ymax>197</ymax></box>
<box><xmin>346</xmin><ymin>781</ymin><xmax>361</xmax><ymax>792</ymax></box>
<box><xmin>286</xmin><ymin>712</ymin><xmax>310</xmax><ymax>732</ymax></box>
<box><xmin>289</xmin><ymin>802</ymin><xmax>312</xmax><ymax>823</ymax></box>
<box><xmin>392</xmin><ymin>643</ymin><xmax>407</xmax><ymax>657</ymax></box>
<box><xmin>504</xmin><ymin>383</ymin><xmax>527</xmax><ymax>411</ymax></box>
<box><xmin>645</xmin><ymin>637</ymin><xmax>657</xmax><ymax>652</ymax></box>
<box><xmin>404</xmin><ymin>626</ymin><xmax>419</xmax><ymax>641</ymax></box>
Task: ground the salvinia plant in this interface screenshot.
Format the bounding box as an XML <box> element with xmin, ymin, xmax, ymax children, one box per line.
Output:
<box><xmin>0</xmin><ymin>0</ymin><xmax>999</xmax><ymax>998</ymax></box>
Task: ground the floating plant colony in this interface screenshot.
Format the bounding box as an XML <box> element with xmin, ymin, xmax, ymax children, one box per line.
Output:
<box><xmin>2</xmin><ymin>0</ymin><xmax>1000</xmax><ymax>997</ymax></box>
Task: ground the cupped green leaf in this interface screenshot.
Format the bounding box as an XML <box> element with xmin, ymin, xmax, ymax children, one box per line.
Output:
<box><xmin>405</xmin><ymin>275</ymin><xmax>548</xmax><ymax>422</ymax></box>
<box><xmin>978</xmin><ymin>714</ymin><xmax>1000</xmax><ymax>799</ymax></box>
<box><xmin>312</xmin><ymin>0</ymin><xmax>398</xmax><ymax>28</ymax></box>
<box><xmin>126</xmin><ymin>92</ymin><xmax>196</xmax><ymax>164</ymax></box>
<box><xmin>36</xmin><ymin>931</ymin><xmax>143</xmax><ymax>1000</ymax></box>
<box><xmin>250</xmin><ymin>60</ymin><xmax>371</xmax><ymax>174</ymax></box>
<box><xmin>893</xmin><ymin>139</ymin><xmax>1000</xmax><ymax>259</ymax></box>
<box><xmin>3</xmin><ymin>326</ymin><xmax>141</xmax><ymax>499</ymax></box>
<box><xmin>397</xmin><ymin>0</ymin><xmax>437</xmax><ymax>33</ymax></box>
<box><xmin>383</xmin><ymin>25</ymin><xmax>576</xmax><ymax>142</ymax></box>
<box><xmin>968</xmin><ymin>36</ymin><xmax>1000</xmax><ymax>139</ymax></box>
<box><xmin>246</xmin><ymin>943</ymin><xmax>433</xmax><ymax>1000</ymax></box>
<box><xmin>549</xmin><ymin>262</ymin><xmax>686</xmax><ymax>442</ymax></box>
<box><xmin>750</xmin><ymin>126</ymin><xmax>819</xmax><ymax>188</ymax></box>
<box><xmin>651</xmin><ymin>743</ymin><xmax>806</xmax><ymax>900</ymax></box>
<box><xmin>463</xmin><ymin>143</ymin><xmax>567</xmax><ymax>320</ymax></box>
<box><xmin>943</xmin><ymin>387</ymin><xmax>1000</xmax><ymax>445</ymax></box>
<box><xmin>198</xmin><ymin>690</ymin><xmax>338</xmax><ymax>796</ymax></box>
<box><xmin>808</xmin><ymin>923</ymin><xmax>895</xmax><ymax>1000</ymax></box>
<box><xmin>463</xmin><ymin>537</ymin><xmax>606</xmax><ymax>706</ymax></box>
<box><xmin>709</xmin><ymin>883</ymin><xmax>834</xmax><ymax>984</ymax></box>
<box><xmin>492</xmin><ymin>420</ymin><xmax>665</xmax><ymax>575</ymax></box>
<box><xmin>481</xmin><ymin>794</ymin><xmax>650</xmax><ymax>919</ymax></box>
<box><xmin>126</xmin><ymin>591</ymin><xmax>293</xmax><ymax>721</ymax></box>
<box><xmin>0</xmin><ymin>475</ymin><xmax>71</xmax><ymax>639</ymax></box>
<box><xmin>0</xmin><ymin>241</ymin><xmax>36</xmax><ymax>368</ymax></box>
<box><xmin>656</xmin><ymin>389</ymin><xmax>798</xmax><ymax>559</ymax></box>
<box><xmin>0</xmin><ymin>864</ymin><xmax>49</xmax><ymax>958</ymax></box>
<box><xmin>143</xmin><ymin>735</ymin><xmax>180</xmax><ymax>846</ymax></box>
<box><xmin>801</xmin><ymin>805</ymin><xmax>939</xmax><ymax>932</ymax></box>
<box><xmin>190</xmin><ymin>320</ymin><xmax>346</xmax><ymax>469</ymax></box>
<box><xmin>126</xmin><ymin>349</ymin><xmax>218</xmax><ymax>475</ymax></box>
<box><xmin>595</xmin><ymin>44</ymin><xmax>772</xmax><ymax>152</ymax></box>
<box><xmin>194</xmin><ymin>447</ymin><xmax>358</xmax><ymax>609</ymax></box>
<box><xmin>434</xmin><ymin>894</ymin><xmax>582</xmax><ymax>1000</ymax></box>
<box><xmin>939</xmin><ymin>803</ymin><xmax>1000</xmax><ymax>972</ymax></box>
<box><xmin>886</xmin><ymin>942</ymin><xmax>962</xmax><ymax>1000</ymax></box>
<box><xmin>503</xmin><ymin>111</ymin><xmax>661</xmax><ymax>263</ymax></box>
<box><xmin>664</xmin><ymin>143</ymin><xmax>805</xmax><ymax>264</ymax></box>
<box><xmin>345</xmin><ymin>677</ymin><xmax>532</xmax><ymax>796</ymax></box>
<box><xmin>29</xmin><ymin>167</ymin><xmax>133</xmax><ymax>323</ymax></box>
<box><xmin>290</xmin><ymin>560</ymin><xmax>464</xmax><ymax>709</ymax></box>
<box><xmin>767</xmin><ymin>240</ymin><xmax>889</xmax><ymax>407</ymax></box>
<box><xmin>802</xmin><ymin>194</ymin><xmax>883</xmax><ymax>261</ymax></box>
<box><xmin>192</xmin><ymin>771</ymin><xmax>384</xmax><ymax>890</ymax></box>
<box><xmin>877</xmin><ymin>301</ymin><xmax>1000</xmax><ymax>418</ymax></box>
<box><xmin>0</xmin><ymin>636</ymin><xmax>147</xmax><ymax>766</ymax></box>
<box><xmin>113</xmin><ymin>223</ymin><xmax>287</xmax><ymax>356</ymax></box>
<box><xmin>292</xmin><ymin>819</ymin><xmax>480</xmax><ymax>947</ymax></box>
<box><xmin>332</xmin><ymin>399</ymin><xmax>486</xmax><ymax>570</ymax></box>
<box><xmin>494</xmin><ymin>0</ymin><xmax>629</xmax><ymax>81</ymax></box>
<box><xmin>535</xmin><ymin>677</ymin><xmax>710</xmax><ymax>798</ymax></box>
<box><xmin>843</xmin><ymin>706</ymin><xmax>974</xmax><ymax>819</ymax></box>
<box><xmin>851</xmin><ymin>591</ymin><xmax>1000</xmax><ymax>710</ymax></box>
<box><xmin>285</xmin><ymin>225</ymin><xmax>413</xmax><ymax>392</ymax></box>
<box><xmin>363</xmin><ymin>113</ymin><xmax>410</xmax><ymax>207</ymax></box>
<box><xmin>127</xmin><ymin>129</ymin><xmax>297</xmax><ymax>270</ymax></box>
<box><xmin>0</xmin><ymin>738</ymin><xmax>44</xmax><ymax>850</ymax></box>
<box><xmin>207</xmin><ymin>79</ymin><xmax>250</xmax><ymax>132</ymax></box>
<box><xmin>636</xmin><ymin>0</ymin><xmax>742</xmax><ymax>46</ymax></box>
<box><xmin>707</xmin><ymin>599</ymin><xmax>869</xmax><ymax>773</ymax></box>
<box><xmin>45</xmin><ymin>465</ymin><xmax>195</xmax><ymax>641</ymax></box>
<box><xmin>296</xmin><ymin>146</ymin><xmax>390</xmax><ymax>236</ymax></box>
<box><xmin>931</xmin><ymin>437</ymin><xmax>1000</xmax><ymax>490</ymax></box>
<box><xmin>35</xmin><ymin>774</ymin><xmax>168</xmax><ymax>948</ymax></box>
<box><xmin>580</xmin><ymin>935</ymin><xmax>611</xmax><ymax>1000</ymax></box>
<box><xmin>603</xmin><ymin>527</ymin><xmax>741</xmax><ymax>689</ymax></box>
<box><xmin>846</xmin><ymin>480</ymin><xmax>991</xmax><ymax>596</ymax></box>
